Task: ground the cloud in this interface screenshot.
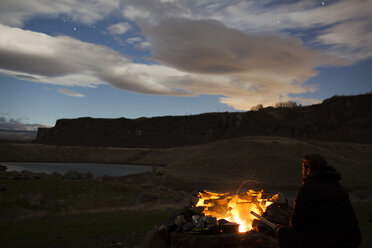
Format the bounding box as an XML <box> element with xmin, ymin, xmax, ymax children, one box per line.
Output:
<box><xmin>0</xmin><ymin>23</ymin><xmax>189</xmax><ymax>96</ymax></box>
<box><xmin>126</xmin><ymin>37</ymin><xmax>150</xmax><ymax>49</ymax></box>
<box><xmin>0</xmin><ymin>0</ymin><xmax>119</xmax><ymax>27</ymax></box>
<box><xmin>58</xmin><ymin>89</ymin><xmax>85</xmax><ymax>97</ymax></box>
<box><xmin>145</xmin><ymin>18</ymin><xmax>344</xmax><ymax>74</ymax></box>
<box><xmin>137</xmin><ymin>17</ymin><xmax>344</xmax><ymax>109</ymax></box>
<box><xmin>0</xmin><ymin>16</ymin><xmax>337</xmax><ymax>110</ymax></box>
<box><xmin>122</xmin><ymin>0</ymin><xmax>190</xmax><ymax>25</ymax></box>
<box><xmin>0</xmin><ymin>23</ymin><xmax>128</xmax><ymax>78</ymax></box>
<box><xmin>107</xmin><ymin>22</ymin><xmax>131</xmax><ymax>35</ymax></box>
<box><xmin>191</xmin><ymin>0</ymin><xmax>372</xmax><ymax>62</ymax></box>
<box><xmin>122</xmin><ymin>0</ymin><xmax>372</xmax><ymax>62</ymax></box>
<box><xmin>315</xmin><ymin>19</ymin><xmax>372</xmax><ymax>61</ymax></box>
<box><xmin>126</xmin><ymin>37</ymin><xmax>143</xmax><ymax>44</ymax></box>
<box><xmin>0</xmin><ymin>116</ymin><xmax>47</xmax><ymax>131</ymax></box>
<box><xmin>1</xmin><ymin>0</ymin><xmax>368</xmax><ymax>111</ymax></box>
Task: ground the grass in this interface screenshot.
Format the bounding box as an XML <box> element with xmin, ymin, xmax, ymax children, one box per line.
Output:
<box><xmin>0</xmin><ymin>208</ymin><xmax>175</xmax><ymax>248</ymax></box>
<box><xmin>0</xmin><ymin>173</ymin><xmax>187</xmax><ymax>247</ymax></box>
<box><xmin>0</xmin><ymin>143</ymin><xmax>188</xmax><ymax>165</ymax></box>
<box><xmin>1</xmin><ymin>136</ymin><xmax>372</xmax><ymax>189</ymax></box>
<box><xmin>0</xmin><ymin>176</ymin><xmax>140</xmax><ymax>215</ymax></box>
<box><xmin>0</xmin><ymin>174</ymin><xmax>187</xmax><ymax>221</ymax></box>
<box><xmin>165</xmin><ymin>136</ymin><xmax>372</xmax><ymax>189</ymax></box>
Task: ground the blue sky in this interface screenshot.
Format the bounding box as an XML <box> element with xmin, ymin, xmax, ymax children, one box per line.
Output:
<box><xmin>0</xmin><ymin>0</ymin><xmax>371</xmax><ymax>129</ymax></box>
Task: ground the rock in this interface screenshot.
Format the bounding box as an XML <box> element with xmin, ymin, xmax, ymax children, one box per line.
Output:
<box><xmin>27</xmin><ymin>193</ymin><xmax>45</xmax><ymax>208</ymax></box>
<box><xmin>141</xmin><ymin>229</ymin><xmax>169</xmax><ymax>248</ymax></box>
<box><xmin>174</xmin><ymin>215</ymin><xmax>186</xmax><ymax>226</ymax></box>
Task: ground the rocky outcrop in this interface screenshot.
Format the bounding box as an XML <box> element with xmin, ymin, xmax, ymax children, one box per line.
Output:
<box><xmin>35</xmin><ymin>93</ymin><xmax>372</xmax><ymax>147</ymax></box>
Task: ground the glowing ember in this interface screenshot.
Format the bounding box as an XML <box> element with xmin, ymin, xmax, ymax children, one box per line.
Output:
<box><xmin>196</xmin><ymin>190</ymin><xmax>275</xmax><ymax>232</ymax></box>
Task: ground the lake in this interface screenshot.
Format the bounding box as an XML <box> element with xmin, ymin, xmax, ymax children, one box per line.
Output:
<box><xmin>1</xmin><ymin>162</ymin><xmax>156</xmax><ymax>177</ymax></box>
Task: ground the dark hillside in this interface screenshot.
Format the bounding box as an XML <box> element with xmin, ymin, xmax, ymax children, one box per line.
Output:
<box><xmin>35</xmin><ymin>93</ymin><xmax>372</xmax><ymax>147</ymax></box>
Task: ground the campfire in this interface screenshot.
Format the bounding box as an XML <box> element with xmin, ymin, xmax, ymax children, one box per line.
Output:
<box><xmin>195</xmin><ymin>190</ymin><xmax>276</xmax><ymax>232</ymax></box>
<box><xmin>141</xmin><ymin>186</ymin><xmax>290</xmax><ymax>248</ymax></box>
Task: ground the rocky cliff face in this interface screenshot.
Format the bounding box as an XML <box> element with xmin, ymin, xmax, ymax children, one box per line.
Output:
<box><xmin>35</xmin><ymin>93</ymin><xmax>372</xmax><ymax>147</ymax></box>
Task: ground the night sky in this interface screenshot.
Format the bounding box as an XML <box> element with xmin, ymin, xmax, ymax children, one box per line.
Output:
<box><xmin>0</xmin><ymin>0</ymin><xmax>371</xmax><ymax>129</ymax></box>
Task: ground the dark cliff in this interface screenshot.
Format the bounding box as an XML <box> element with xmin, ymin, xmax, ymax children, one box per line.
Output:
<box><xmin>35</xmin><ymin>93</ymin><xmax>372</xmax><ymax>147</ymax></box>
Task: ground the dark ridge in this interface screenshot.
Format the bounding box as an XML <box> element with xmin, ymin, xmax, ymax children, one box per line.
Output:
<box><xmin>35</xmin><ymin>93</ymin><xmax>372</xmax><ymax>148</ymax></box>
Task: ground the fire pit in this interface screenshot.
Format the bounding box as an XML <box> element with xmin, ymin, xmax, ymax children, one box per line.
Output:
<box><xmin>195</xmin><ymin>189</ymin><xmax>275</xmax><ymax>232</ymax></box>
<box><xmin>141</xmin><ymin>189</ymin><xmax>290</xmax><ymax>248</ymax></box>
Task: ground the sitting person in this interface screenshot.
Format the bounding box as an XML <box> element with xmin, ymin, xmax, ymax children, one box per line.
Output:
<box><xmin>277</xmin><ymin>154</ymin><xmax>361</xmax><ymax>248</ymax></box>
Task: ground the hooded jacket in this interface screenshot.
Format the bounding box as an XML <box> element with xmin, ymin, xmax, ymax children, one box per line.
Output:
<box><xmin>290</xmin><ymin>166</ymin><xmax>361</xmax><ymax>247</ymax></box>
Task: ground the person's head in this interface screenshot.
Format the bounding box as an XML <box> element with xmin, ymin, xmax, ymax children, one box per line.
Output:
<box><xmin>301</xmin><ymin>154</ymin><xmax>327</xmax><ymax>179</ymax></box>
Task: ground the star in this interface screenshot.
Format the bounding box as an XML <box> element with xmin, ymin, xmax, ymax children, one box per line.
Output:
<box><xmin>322</xmin><ymin>1</ymin><xmax>326</xmax><ymax>6</ymax></box>
<box><xmin>73</xmin><ymin>27</ymin><xmax>77</xmax><ymax>31</ymax></box>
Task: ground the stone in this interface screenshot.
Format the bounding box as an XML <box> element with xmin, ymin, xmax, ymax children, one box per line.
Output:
<box><xmin>140</xmin><ymin>229</ymin><xmax>169</xmax><ymax>248</ymax></box>
<box><xmin>27</xmin><ymin>193</ymin><xmax>45</xmax><ymax>208</ymax></box>
<box><xmin>174</xmin><ymin>215</ymin><xmax>186</xmax><ymax>226</ymax></box>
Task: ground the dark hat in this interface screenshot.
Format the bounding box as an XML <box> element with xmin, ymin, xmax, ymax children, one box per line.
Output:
<box><xmin>302</xmin><ymin>154</ymin><xmax>327</xmax><ymax>171</ymax></box>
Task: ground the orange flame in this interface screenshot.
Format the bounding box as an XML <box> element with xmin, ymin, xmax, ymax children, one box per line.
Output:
<box><xmin>196</xmin><ymin>190</ymin><xmax>274</xmax><ymax>232</ymax></box>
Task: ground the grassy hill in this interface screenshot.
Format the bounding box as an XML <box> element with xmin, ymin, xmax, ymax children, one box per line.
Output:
<box><xmin>1</xmin><ymin>136</ymin><xmax>371</xmax><ymax>189</ymax></box>
<box><xmin>164</xmin><ymin>136</ymin><xmax>372</xmax><ymax>189</ymax></box>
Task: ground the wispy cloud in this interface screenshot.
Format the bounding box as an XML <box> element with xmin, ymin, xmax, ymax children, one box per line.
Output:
<box><xmin>58</xmin><ymin>89</ymin><xmax>85</xmax><ymax>97</ymax></box>
<box><xmin>0</xmin><ymin>23</ymin><xmax>189</xmax><ymax>96</ymax></box>
<box><xmin>107</xmin><ymin>22</ymin><xmax>131</xmax><ymax>35</ymax></box>
<box><xmin>126</xmin><ymin>37</ymin><xmax>143</xmax><ymax>44</ymax></box>
<box><xmin>126</xmin><ymin>37</ymin><xmax>150</xmax><ymax>49</ymax></box>
<box><xmin>0</xmin><ymin>0</ymin><xmax>119</xmax><ymax>27</ymax></box>
<box><xmin>187</xmin><ymin>0</ymin><xmax>372</xmax><ymax>62</ymax></box>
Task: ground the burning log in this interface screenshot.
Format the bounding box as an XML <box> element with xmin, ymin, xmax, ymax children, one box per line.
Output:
<box><xmin>195</xmin><ymin>189</ymin><xmax>275</xmax><ymax>232</ymax></box>
<box><xmin>250</xmin><ymin>211</ymin><xmax>278</xmax><ymax>230</ymax></box>
<box><xmin>141</xmin><ymin>189</ymin><xmax>288</xmax><ymax>248</ymax></box>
